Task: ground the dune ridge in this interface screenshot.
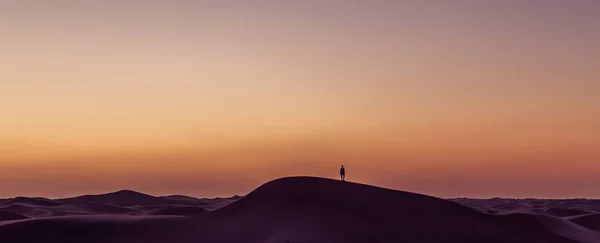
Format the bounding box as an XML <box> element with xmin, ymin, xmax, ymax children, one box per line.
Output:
<box><xmin>57</xmin><ymin>190</ymin><xmax>200</xmax><ymax>207</ymax></box>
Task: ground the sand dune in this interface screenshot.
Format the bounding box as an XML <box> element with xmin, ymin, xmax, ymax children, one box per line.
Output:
<box><xmin>452</xmin><ymin>198</ymin><xmax>600</xmax><ymax>216</ymax></box>
<box><xmin>0</xmin><ymin>197</ymin><xmax>61</xmax><ymax>207</ymax></box>
<box><xmin>570</xmin><ymin>214</ymin><xmax>600</xmax><ymax>231</ymax></box>
<box><xmin>202</xmin><ymin>177</ymin><xmax>577</xmax><ymax>243</ymax></box>
<box><xmin>157</xmin><ymin>195</ymin><xmax>240</xmax><ymax>210</ymax></box>
<box><xmin>0</xmin><ymin>177</ymin><xmax>596</xmax><ymax>243</ymax></box>
<box><xmin>160</xmin><ymin>195</ymin><xmax>205</xmax><ymax>203</ymax></box>
<box><xmin>57</xmin><ymin>190</ymin><xmax>200</xmax><ymax>207</ymax></box>
<box><xmin>545</xmin><ymin>208</ymin><xmax>590</xmax><ymax>217</ymax></box>
<box><xmin>66</xmin><ymin>201</ymin><xmax>138</xmax><ymax>214</ymax></box>
<box><xmin>0</xmin><ymin>215</ymin><xmax>186</xmax><ymax>243</ymax></box>
<box><xmin>145</xmin><ymin>206</ymin><xmax>207</xmax><ymax>216</ymax></box>
<box><xmin>0</xmin><ymin>210</ymin><xmax>28</xmax><ymax>221</ymax></box>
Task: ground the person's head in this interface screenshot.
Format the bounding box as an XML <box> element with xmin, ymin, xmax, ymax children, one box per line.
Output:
<box><xmin>341</xmin><ymin>165</ymin><xmax>344</xmax><ymax>168</ymax></box>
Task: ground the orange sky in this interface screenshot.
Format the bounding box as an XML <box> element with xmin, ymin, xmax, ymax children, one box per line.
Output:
<box><xmin>1</xmin><ymin>1</ymin><xmax>599</xmax><ymax>198</ymax></box>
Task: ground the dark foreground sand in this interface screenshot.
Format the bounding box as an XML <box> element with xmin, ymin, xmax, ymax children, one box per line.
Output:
<box><xmin>1</xmin><ymin>177</ymin><xmax>598</xmax><ymax>243</ymax></box>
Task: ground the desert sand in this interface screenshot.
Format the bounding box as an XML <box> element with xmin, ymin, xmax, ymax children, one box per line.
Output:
<box><xmin>0</xmin><ymin>176</ymin><xmax>598</xmax><ymax>243</ymax></box>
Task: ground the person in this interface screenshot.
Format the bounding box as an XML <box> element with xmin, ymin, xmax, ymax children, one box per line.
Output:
<box><xmin>340</xmin><ymin>165</ymin><xmax>346</xmax><ymax>181</ymax></box>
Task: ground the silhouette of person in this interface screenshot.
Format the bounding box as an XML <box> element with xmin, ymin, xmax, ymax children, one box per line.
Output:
<box><xmin>340</xmin><ymin>165</ymin><xmax>346</xmax><ymax>181</ymax></box>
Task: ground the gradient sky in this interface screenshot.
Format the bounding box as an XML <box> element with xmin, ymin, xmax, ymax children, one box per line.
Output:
<box><xmin>1</xmin><ymin>1</ymin><xmax>599</xmax><ymax>199</ymax></box>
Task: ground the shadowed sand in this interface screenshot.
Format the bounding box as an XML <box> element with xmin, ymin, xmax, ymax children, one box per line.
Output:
<box><xmin>0</xmin><ymin>177</ymin><xmax>597</xmax><ymax>243</ymax></box>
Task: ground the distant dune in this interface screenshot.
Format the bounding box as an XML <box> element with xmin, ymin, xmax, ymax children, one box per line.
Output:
<box><xmin>0</xmin><ymin>177</ymin><xmax>598</xmax><ymax>243</ymax></box>
<box><xmin>57</xmin><ymin>190</ymin><xmax>199</xmax><ymax>207</ymax></box>
<box><xmin>160</xmin><ymin>195</ymin><xmax>204</xmax><ymax>203</ymax></box>
<box><xmin>145</xmin><ymin>206</ymin><xmax>207</xmax><ymax>216</ymax></box>
<box><xmin>0</xmin><ymin>197</ymin><xmax>61</xmax><ymax>207</ymax></box>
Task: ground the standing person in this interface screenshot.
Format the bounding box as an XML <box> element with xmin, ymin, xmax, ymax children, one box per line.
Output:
<box><xmin>340</xmin><ymin>165</ymin><xmax>346</xmax><ymax>181</ymax></box>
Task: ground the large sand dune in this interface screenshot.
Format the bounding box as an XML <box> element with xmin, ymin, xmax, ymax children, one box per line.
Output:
<box><xmin>0</xmin><ymin>177</ymin><xmax>597</xmax><ymax>243</ymax></box>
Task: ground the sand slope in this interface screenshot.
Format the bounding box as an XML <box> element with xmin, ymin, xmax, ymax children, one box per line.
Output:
<box><xmin>0</xmin><ymin>210</ymin><xmax>28</xmax><ymax>221</ymax></box>
<box><xmin>0</xmin><ymin>177</ymin><xmax>593</xmax><ymax>243</ymax></box>
<box><xmin>569</xmin><ymin>214</ymin><xmax>600</xmax><ymax>231</ymax></box>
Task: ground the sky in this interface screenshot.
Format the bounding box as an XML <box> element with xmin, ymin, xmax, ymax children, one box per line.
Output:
<box><xmin>1</xmin><ymin>0</ymin><xmax>599</xmax><ymax>199</ymax></box>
